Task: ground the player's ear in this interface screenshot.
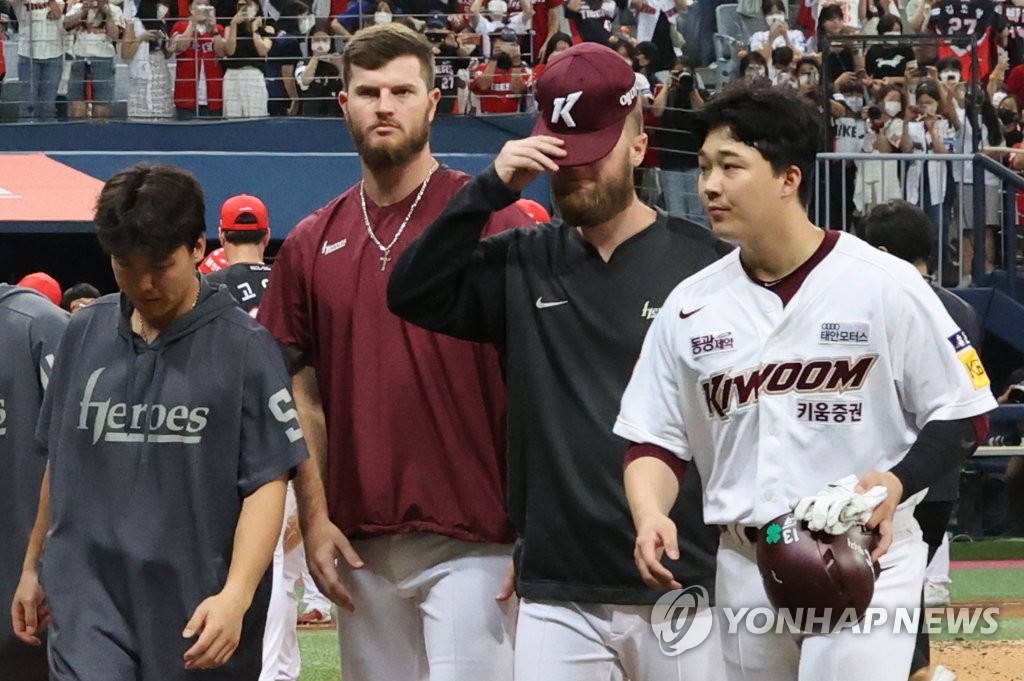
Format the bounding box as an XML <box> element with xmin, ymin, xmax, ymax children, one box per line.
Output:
<box><xmin>779</xmin><ymin>164</ymin><xmax>803</xmax><ymax>200</ymax></box>
<box><xmin>338</xmin><ymin>90</ymin><xmax>348</xmax><ymax>113</ymax></box>
<box><xmin>427</xmin><ymin>87</ymin><xmax>442</xmax><ymax>122</ymax></box>
<box><xmin>192</xmin><ymin>235</ymin><xmax>207</xmax><ymax>264</ymax></box>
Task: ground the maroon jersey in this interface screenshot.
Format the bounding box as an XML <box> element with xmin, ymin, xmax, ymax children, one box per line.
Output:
<box><xmin>259</xmin><ymin>167</ymin><xmax>529</xmax><ymax>544</ymax></box>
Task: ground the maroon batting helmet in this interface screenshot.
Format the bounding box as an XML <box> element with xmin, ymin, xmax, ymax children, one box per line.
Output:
<box><xmin>756</xmin><ymin>512</ymin><xmax>880</xmax><ymax>631</ymax></box>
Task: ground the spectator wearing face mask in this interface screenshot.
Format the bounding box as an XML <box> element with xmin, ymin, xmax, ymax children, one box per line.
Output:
<box><xmin>295</xmin><ymin>19</ymin><xmax>342</xmax><ymax>115</ymax></box>
<box><xmin>470</xmin><ymin>27</ymin><xmax>532</xmax><ymax>113</ymax></box>
<box><xmin>826</xmin><ymin>78</ymin><xmax>867</xmax><ymax>228</ymax></box>
<box><xmin>738</xmin><ymin>50</ymin><xmax>770</xmax><ymax>85</ymax></box>
<box><xmin>857</xmin><ymin>84</ymin><xmax>907</xmax><ymax>210</ymax></box>
<box><xmin>266</xmin><ymin>0</ymin><xmax>312</xmax><ymax>115</ymax></box>
<box><xmin>750</xmin><ymin>0</ymin><xmax>806</xmax><ymax>62</ymax></box>
<box><xmin>121</xmin><ymin>0</ymin><xmax>174</xmax><ymax>118</ymax></box>
<box><xmin>865</xmin><ymin>14</ymin><xmax>914</xmax><ymax>83</ymax></box>
<box><xmin>470</xmin><ymin>0</ymin><xmax>533</xmax><ymax>62</ymax></box>
<box><xmin>222</xmin><ymin>0</ymin><xmax>271</xmax><ymax>117</ymax></box>
<box><xmin>564</xmin><ymin>0</ymin><xmax>623</xmax><ymax>45</ymax></box>
<box><xmin>996</xmin><ymin>92</ymin><xmax>1023</xmax><ymax>145</ymax></box>
<box><xmin>901</xmin><ymin>77</ymin><xmax>955</xmax><ymax>266</ymax></box>
<box><xmin>170</xmin><ymin>0</ymin><xmax>227</xmax><ymax>118</ymax></box>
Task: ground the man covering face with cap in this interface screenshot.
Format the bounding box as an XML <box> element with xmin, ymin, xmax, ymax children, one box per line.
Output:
<box><xmin>388</xmin><ymin>42</ymin><xmax>731</xmax><ymax>681</ymax></box>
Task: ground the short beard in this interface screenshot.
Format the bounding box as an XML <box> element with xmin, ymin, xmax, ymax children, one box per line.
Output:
<box><xmin>349</xmin><ymin>114</ymin><xmax>431</xmax><ymax>172</ymax></box>
<box><xmin>552</xmin><ymin>159</ymin><xmax>635</xmax><ymax>228</ymax></box>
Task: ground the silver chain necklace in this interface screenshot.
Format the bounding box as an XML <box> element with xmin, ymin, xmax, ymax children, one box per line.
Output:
<box><xmin>135</xmin><ymin>283</ymin><xmax>200</xmax><ymax>344</ymax></box>
<box><xmin>360</xmin><ymin>162</ymin><xmax>438</xmax><ymax>271</ymax></box>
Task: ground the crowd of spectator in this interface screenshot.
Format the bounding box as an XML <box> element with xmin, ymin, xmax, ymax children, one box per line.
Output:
<box><xmin>3</xmin><ymin>0</ymin><xmax>1024</xmax><ymax>272</ymax></box>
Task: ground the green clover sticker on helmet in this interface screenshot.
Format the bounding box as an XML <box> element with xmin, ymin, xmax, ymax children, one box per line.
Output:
<box><xmin>766</xmin><ymin>523</ymin><xmax>783</xmax><ymax>545</ymax></box>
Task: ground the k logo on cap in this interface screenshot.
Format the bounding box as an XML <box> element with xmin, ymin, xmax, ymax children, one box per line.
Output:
<box><xmin>532</xmin><ymin>42</ymin><xmax>640</xmax><ymax>167</ymax></box>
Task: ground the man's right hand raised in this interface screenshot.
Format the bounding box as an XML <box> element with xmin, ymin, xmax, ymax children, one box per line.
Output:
<box><xmin>494</xmin><ymin>136</ymin><xmax>567</xmax><ymax>193</ymax></box>
<box><xmin>303</xmin><ymin>517</ymin><xmax>364</xmax><ymax>613</ymax></box>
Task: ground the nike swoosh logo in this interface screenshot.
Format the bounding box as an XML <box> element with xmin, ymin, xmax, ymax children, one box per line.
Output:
<box><xmin>679</xmin><ymin>306</ymin><xmax>704</xmax><ymax>319</ymax></box>
<box><xmin>536</xmin><ymin>297</ymin><xmax>568</xmax><ymax>309</ymax></box>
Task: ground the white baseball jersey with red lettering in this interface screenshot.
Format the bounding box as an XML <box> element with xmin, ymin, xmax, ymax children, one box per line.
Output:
<box><xmin>614</xmin><ymin>231</ymin><xmax>996</xmax><ymax>527</ymax></box>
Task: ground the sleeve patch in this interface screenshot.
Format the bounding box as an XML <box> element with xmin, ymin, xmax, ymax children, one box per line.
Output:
<box><xmin>948</xmin><ymin>330</ymin><xmax>971</xmax><ymax>353</ymax></box>
<box><xmin>958</xmin><ymin>347</ymin><xmax>990</xmax><ymax>390</ymax></box>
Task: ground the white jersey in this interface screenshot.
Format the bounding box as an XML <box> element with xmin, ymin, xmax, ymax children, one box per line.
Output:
<box><xmin>614</xmin><ymin>231</ymin><xmax>996</xmax><ymax>527</ymax></box>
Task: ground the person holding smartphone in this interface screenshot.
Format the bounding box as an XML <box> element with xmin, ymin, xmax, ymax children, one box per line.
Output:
<box><xmin>170</xmin><ymin>0</ymin><xmax>227</xmax><ymax>118</ymax></box>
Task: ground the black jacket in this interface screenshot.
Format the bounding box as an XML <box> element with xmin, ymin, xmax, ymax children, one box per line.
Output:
<box><xmin>388</xmin><ymin>167</ymin><xmax>732</xmax><ymax>604</ymax></box>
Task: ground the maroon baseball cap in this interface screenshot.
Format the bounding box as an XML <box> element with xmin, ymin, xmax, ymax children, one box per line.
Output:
<box><xmin>532</xmin><ymin>42</ymin><xmax>640</xmax><ymax>167</ymax></box>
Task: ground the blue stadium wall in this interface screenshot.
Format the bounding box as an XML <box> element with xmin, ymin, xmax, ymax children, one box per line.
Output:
<box><xmin>1</xmin><ymin>115</ymin><xmax>545</xmax><ymax>239</ymax></box>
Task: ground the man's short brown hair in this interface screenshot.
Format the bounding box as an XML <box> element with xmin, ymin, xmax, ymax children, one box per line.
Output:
<box><xmin>341</xmin><ymin>23</ymin><xmax>436</xmax><ymax>91</ymax></box>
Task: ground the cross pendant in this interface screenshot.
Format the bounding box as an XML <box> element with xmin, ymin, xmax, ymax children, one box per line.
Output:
<box><xmin>380</xmin><ymin>250</ymin><xmax>392</xmax><ymax>271</ymax></box>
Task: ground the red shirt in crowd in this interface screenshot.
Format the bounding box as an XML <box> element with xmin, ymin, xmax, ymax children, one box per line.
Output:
<box><xmin>170</xmin><ymin>21</ymin><xmax>225</xmax><ymax>111</ymax></box>
<box><xmin>258</xmin><ymin>168</ymin><xmax>530</xmax><ymax>544</ymax></box>
<box><xmin>471</xmin><ymin>63</ymin><xmax>533</xmax><ymax>113</ymax></box>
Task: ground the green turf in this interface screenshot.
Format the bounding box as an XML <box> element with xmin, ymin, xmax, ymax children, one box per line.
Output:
<box><xmin>931</xmin><ymin>617</ymin><xmax>1024</xmax><ymax>642</ymax></box>
<box><xmin>950</xmin><ymin>537</ymin><xmax>1024</xmax><ymax>561</ymax></box>
<box><xmin>950</xmin><ymin>568</ymin><xmax>1024</xmax><ymax>602</ymax></box>
<box><xmin>299</xmin><ymin>630</ymin><xmax>341</xmax><ymax>681</ymax></box>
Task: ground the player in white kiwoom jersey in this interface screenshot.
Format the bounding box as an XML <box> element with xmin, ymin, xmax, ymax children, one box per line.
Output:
<box><xmin>614</xmin><ymin>85</ymin><xmax>997</xmax><ymax>681</ymax></box>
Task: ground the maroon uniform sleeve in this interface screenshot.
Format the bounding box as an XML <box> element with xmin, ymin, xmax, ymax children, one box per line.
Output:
<box><xmin>258</xmin><ymin>221</ymin><xmax>315</xmax><ymax>371</ymax></box>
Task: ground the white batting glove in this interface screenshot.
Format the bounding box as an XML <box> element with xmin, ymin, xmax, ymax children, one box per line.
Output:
<box><xmin>792</xmin><ymin>475</ymin><xmax>889</xmax><ymax>535</ymax></box>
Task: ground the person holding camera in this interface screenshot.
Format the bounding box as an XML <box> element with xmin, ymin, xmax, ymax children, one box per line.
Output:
<box><xmin>856</xmin><ymin>84</ymin><xmax>906</xmax><ymax>209</ymax></box>
<box><xmin>470</xmin><ymin>28</ymin><xmax>532</xmax><ymax>114</ymax></box>
<box><xmin>652</xmin><ymin>58</ymin><xmax>707</xmax><ymax>226</ymax></box>
<box><xmin>121</xmin><ymin>0</ymin><xmax>174</xmax><ymax>118</ymax></box>
<box><xmin>222</xmin><ymin>0</ymin><xmax>271</xmax><ymax>118</ymax></box>
<box><xmin>901</xmin><ymin>75</ymin><xmax>955</xmax><ymax>266</ymax></box>
<box><xmin>749</xmin><ymin>0</ymin><xmax>806</xmax><ymax>62</ymax></box>
<box><xmin>170</xmin><ymin>0</ymin><xmax>227</xmax><ymax>118</ymax></box>
<box><xmin>63</xmin><ymin>0</ymin><xmax>124</xmax><ymax>118</ymax></box>
<box><xmin>294</xmin><ymin>19</ymin><xmax>342</xmax><ymax>116</ymax></box>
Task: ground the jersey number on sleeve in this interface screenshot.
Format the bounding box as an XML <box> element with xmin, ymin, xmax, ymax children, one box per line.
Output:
<box><xmin>268</xmin><ymin>389</ymin><xmax>304</xmax><ymax>443</ymax></box>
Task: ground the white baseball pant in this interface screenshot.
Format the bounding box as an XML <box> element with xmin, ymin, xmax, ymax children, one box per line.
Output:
<box><xmin>260</xmin><ymin>485</ymin><xmax>301</xmax><ymax>681</ymax></box>
<box><xmin>335</xmin><ymin>533</ymin><xmax>515</xmax><ymax>681</ymax></box>
<box><xmin>514</xmin><ymin>598</ymin><xmax>725</xmax><ymax>681</ymax></box>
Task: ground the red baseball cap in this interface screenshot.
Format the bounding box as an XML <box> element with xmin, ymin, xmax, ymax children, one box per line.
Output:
<box><xmin>18</xmin><ymin>272</ymin><xmax>62</xmax><ymax>306</ymax></box>
<box><xmin>220</xmin><ymin>194</ymin><xmax>270</xmax><ymax>233</ymax></box>
<box><xmin>531</xmin><ymin>42</ymin><xmax>640</xmax><ymax>167</ymax></box>
<box><xmin>198</xmin><ymin>247</ymin><xmax>229</xmax><ymax>274</ymax></box>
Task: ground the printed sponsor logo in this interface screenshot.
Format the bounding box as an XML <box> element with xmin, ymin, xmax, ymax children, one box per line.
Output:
<box><xmin>701</xmin><ymin>356</ymin><xmax>878</xmax><ymax>419</ymax></box>
<box><xmin>819</xmin><ymin>322</ymin><xmax>869</xmax><ymax>344</ymax></box>
<box><xmin>641</xmin><ymin>300</ymin><xmax>660</xmax><ymax>320</ymax></box>
<box><xmin>690</xmin><ymin>331</ymin><xmax>734</xmax><ymax>358</ymax></box>
<box><xmin>321</xmin><ymin>239</ymin><xmax>348</xmax><ymax>255</ymax></box>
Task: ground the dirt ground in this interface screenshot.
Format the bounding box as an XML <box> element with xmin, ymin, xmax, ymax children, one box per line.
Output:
<box><xmin>933</xmin><ymin>640</ymin><xmax>1024</xmax><ymax>680</ymax></box>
